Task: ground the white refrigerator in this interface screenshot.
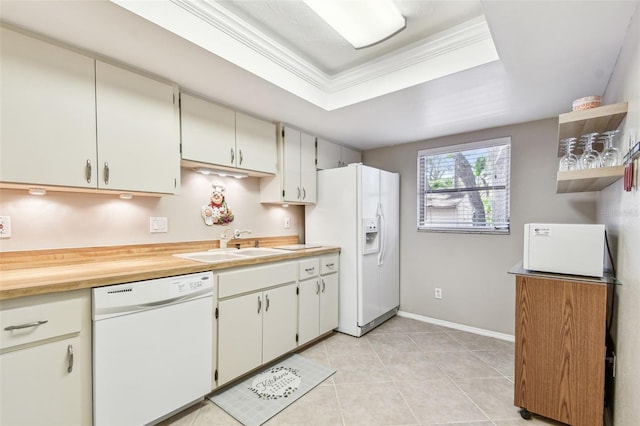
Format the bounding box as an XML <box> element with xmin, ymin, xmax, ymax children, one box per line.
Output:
<box><xmin>305</xmin><ymin>164</ymin><xmax>400</xmax><ymax>337</ymax></box>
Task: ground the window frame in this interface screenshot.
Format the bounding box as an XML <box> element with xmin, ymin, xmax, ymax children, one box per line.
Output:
<box><xmin>416</xmin><ymin>137</ymin><xmax>511</xmax><ymax>234</ymax></box>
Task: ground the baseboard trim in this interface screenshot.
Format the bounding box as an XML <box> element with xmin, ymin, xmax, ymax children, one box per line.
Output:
<box><xmin>397</xmin><ymin>310</ymin><xmax>515</xmax><ymax>342</ymax></box>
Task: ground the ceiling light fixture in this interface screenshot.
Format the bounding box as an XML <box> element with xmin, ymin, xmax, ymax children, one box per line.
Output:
<box><xmin>303</xmin><ymin>0</ymin><xmax>406</xmax><ymax>49</ymax></box>
<box><xmin>193</xmin><ymin>167</ymin><xmax>249</xmax><ymax>179</ymax></box>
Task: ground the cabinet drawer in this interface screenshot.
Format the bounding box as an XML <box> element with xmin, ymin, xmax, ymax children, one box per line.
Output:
<box><xmin>320</xmin><ymin>255</ymin><xmax>339</xmax><ymax>275</ymax></box>
<box><xmin>299</xmin><ymin>258</ymin><xmax>320</xmax><ymax>280</ymax></box>
<box><xmin>1</xmin><ymin>298</ymin><xmax>82</xmax><ymax>351</ymax></box>
<box><xmin>218</xmin><ymin>262</ymin><xmax>297</xmax><ymax>298</ymax></box>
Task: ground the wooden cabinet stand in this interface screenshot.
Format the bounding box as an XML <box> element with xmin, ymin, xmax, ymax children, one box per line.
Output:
<box><xmin>513</xmin><ymin>273</ymin><xmax>608</xmax><ymax>425</ymax></box>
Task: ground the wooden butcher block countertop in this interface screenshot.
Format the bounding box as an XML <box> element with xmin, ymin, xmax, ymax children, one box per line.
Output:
<box><xmin>0</xmin><ymin>236</ymin><xmax>340</xmax><ymax>300</ymax></box>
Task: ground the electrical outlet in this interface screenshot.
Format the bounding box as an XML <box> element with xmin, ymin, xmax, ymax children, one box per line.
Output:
<box><xmin>434</xmin><ymin>288</ymin><xmax>442</xmax><ymax>299</ymax></box>
<box><xmin>284</xmin><ymin>217</ymin><xmax>291</xmax><ymax>229</ymax></box>
<box><xmin>150</xmin><ymin>217</ymin><xmax>168</xmax><ymax>233</ymax></box>
<box><xmin>0</xmin><ymin>216</ymin><xmax>11</xmax><ymax>239</ymax></box>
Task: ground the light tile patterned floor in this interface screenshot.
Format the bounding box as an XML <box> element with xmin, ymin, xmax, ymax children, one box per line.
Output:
<box><xmin>162</xmin><ymin>316</ymin><xmax>565</xmax><ymax>426</ymax></box>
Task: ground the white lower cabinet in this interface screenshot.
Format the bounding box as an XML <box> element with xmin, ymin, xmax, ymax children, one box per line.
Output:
<box><xmin>319</xmin><ymin>270</ymin><xmax>339</xmax><ymax>335</ymax></box>
<box><xmin>217</xmin><ymin>291</ymin><xmax>263</xmax><ymax>386</ymax></box>
<box><xmin>262</xmin><ymin>284</ymin><xmax>299</xmax><ymax>363</ymax></box>
<box><xmin>0</xmin><ymin>290</ymin><xmax>92</xmax><ymax>426</ymax></box>
<box><xmin>298</xmin><ymin>255</ymin><xmax>340</xmax><ymax>346</ymax></box>
<box><xmin>216</xmin><ymin>262</ymin><xmax>298</xmax><ymax>386</ymax></box>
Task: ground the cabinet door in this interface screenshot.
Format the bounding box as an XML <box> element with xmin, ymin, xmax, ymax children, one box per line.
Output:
<box><xmin>298</xmin><ymin>278</ymin><xmax>320</xmax><ymax>346</ymax></box>
<box><xmin>340</xmin><ymin>145</ymin><xmax>361</xmax><ymax>166</ymax></box>
<box><xmin>235</xmin><ymin>112</ymin><xmax>277</xmax><ymax>174</ymax></box>
<box><xmin>262</xmin><ymin>284</ymin><xmax>298</xmax><ymax>363</ymax></box>
<box><xmin>300</xmin><ymin>132</ymin><xmax>317</xmax><ymax>203</ymax></box>
<box><xmin>316</xmin><ymin>138</ymin><xmax>341</xmax><ymax>170</ymax></box>
<box><xmin>180</xmin><ymin>93</ymin><xmax>236</xmax><ymax>168</ymax></box>
<box><xmin>320</xmin><ymin>273</ymin><xmax>339</xmax><ymax>334</ymax></box>
<box><xmin>514</xmin><ymin>276</ymin><xmax>607</xmax><ymax>425</ymax></box>
<box><xmin>282</xmin><ymin>127</ymin><xmax>302</xmax><ymax>202</ymax></box>
<box><xmin>1</xmin><ymin>337</ymin><xmax>81</xmax><ymax>426</ymax></box>
<box><xmin>217</xmin><ymin>293</ymin><xmax>263</xmax><ymax>385</ymax></box>
<box><xmin>96</xmin><ymin>61</ymin><xmax>180</xmax><ymax>194</ymax></box>
<box><xmin>0</xmin><ymin>28</ymin><xmax>97</xmax><ymax>188</ymax></box>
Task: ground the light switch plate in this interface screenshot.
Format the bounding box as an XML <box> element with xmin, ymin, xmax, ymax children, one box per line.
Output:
<box><xmin>150</xmin><ymin>217</ymin><xmax>168</xmax><ymax>233</ymax></box>
<box><xmin>0</xmin><ymin>216</ymin><xmax>11</xmax><ymax>239</ymax></box>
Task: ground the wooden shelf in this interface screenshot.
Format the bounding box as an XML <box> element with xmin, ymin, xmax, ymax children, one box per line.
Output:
<box><xmin>555</xmin><ymin>102</ymin><xmax>627</xmax><ymax>193</ymax></box>
<box><xmin>556</xmin><ymin>166</ymin><xmax>624</xmax><ymax>193</ymax></box>
<box><xmin>557</xmin><ymin>102</ymin><xmax>628</xmax><ymax>156</ymax></box>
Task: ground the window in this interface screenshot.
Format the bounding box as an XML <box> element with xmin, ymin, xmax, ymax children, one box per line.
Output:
<box><xmin>417</xmin><ymin>137</ymin><xmax>511</xmax><ymax>233</ymax></box>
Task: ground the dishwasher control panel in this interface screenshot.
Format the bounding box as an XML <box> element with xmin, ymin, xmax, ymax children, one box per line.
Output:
<box><xmin>172</xmin><ymin>274</ymin><xmax>211</xmax><ymax>294</ymax></box>
<box><xmin>93</xmin><ymin>272</ymin><xmax>214</xmax><ymax>320</ymax></box>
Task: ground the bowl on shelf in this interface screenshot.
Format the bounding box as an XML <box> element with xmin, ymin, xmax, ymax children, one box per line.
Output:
<box><xmin>572</xmin><ymin>95</ymin><xmax>601</xmax><ymax>111</ymax></box>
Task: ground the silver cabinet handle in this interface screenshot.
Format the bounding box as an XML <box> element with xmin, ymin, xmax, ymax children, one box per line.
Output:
<box><xmin>265</xmin><ymin>294</ymin><xmax>270</xmax><ymax>311</ymax></box>
<box><xmin>302</xmin><ymin>187</ymin><xmax>306</xmax><ymax>200</ymax></box>
<box><xmin>316</xmin><ymin>280</ymin><xmax>320</xmax><ymax>295</ymax></box>
<box><xmin>297</xmin><ymin>187</ymin><xmax>301</xmax><ymax>200</ymax></box>
<box><xmin>103</xmin><ymin>162</ymin><xmax>110</xmax><ymax>185</ymax></box>
<box><xmin>231</xmin><ymin>148</ymin><xmax>235</xmax><ymax>165</ymax></box>
<box><xmin>67</xmin><ymin>345</ymin><xmax>74</xmax><ymax>373</ymax></box>
<box><xmin>239</xmin><ymin>149</ymin><xmax>243</xmax><ymax>165</ymax></box>
<box><xmin>305</xmin><ymin>266</ymin><xmax>315</xmax><ymax>273</ymax></box>
<box><xmin>257</xmin><ymin>295</ymin><xmax>262</xmax><ymax>314</ymax></box>
<box><xmin>325</xmin><ymin>262</ymin><xmax>335</xmax><ymax>268</ymax></box>
<box><xmin>322</xmin><ymin>279</ymin><xmax>326</xmax><ymax>293</ymax></box>
<box><xmin>85</xmin><ymin>159</ymin><xmax>92</xmax><ymax>183</ymax></box>
<box><xmin>4</xmin><ymin>320</ymin><xmax>48</xmax><ymax>331</ymax></box>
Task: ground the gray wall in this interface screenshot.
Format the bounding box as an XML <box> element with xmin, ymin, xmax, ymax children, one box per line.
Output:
<box><xmin>599</xmin><ymin>3</ymin><xmax>639</xmax><ymax>425</ymax></box>
<box><xmin>364</xmin><ymin>118</ymin><xmax>598</xmax><ymax>334</ymax></box>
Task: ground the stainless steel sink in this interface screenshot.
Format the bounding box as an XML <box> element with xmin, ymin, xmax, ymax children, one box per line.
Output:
<box><xmin>173</xmin><ymin>251</ymin><xmax>247</xmax><ymax>263</ymax></box>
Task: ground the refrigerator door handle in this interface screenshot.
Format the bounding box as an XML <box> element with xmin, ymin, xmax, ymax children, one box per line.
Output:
<box><xmin>377</xmin><ymin>203</ymin><xmax>385</xmax><ymax>266</ymax></box>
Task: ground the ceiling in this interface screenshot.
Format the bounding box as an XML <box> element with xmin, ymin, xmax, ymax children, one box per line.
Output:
<box><xmin>0</xmin><ymin>0</ymin><xmax>637</xmax><ymax>151</ymax></box>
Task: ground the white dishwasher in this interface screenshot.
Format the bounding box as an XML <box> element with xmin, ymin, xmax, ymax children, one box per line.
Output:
<box><xmin>92</xmin><ymin>272</ymin><xmax>214</xmax><ymax>426</ymax></box>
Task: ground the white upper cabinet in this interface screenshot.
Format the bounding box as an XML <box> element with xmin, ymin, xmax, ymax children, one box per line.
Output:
<box><xmin>235</xmin><ymin>112</ymin><xmax>277</xmax><ymax>174</ymax></box>
<box><xmin>0</xmin><ymin>28</ymin><xmax>180</xmax><ymax>194</ymax></box>
<box><xmin>96</xmin><ymin>61</ymin><xmax>180</xmax><ymax>194</ymax></box>
<box><xmin>0</xmin><ymin>27</ymin><xmax>97</xmax><ymax>188</ymax></box>
<box><xmin>180</xmin><ymin>93</ymin><xmax>236</xmax><ymax>168</ymax></box>
<box><xmin>260</xmin><ymin>125</ymin><xmax>317</xmax><ymax>204</ymax></box>
<box><xmin>316</xmin><ymin>138</ymin><xmax>341</xmax><ymax>170</ymax></box>
<box><xmin>340</xmin><ymin>145</ymin><xmax>362</xmax><ymax>167</ymax></box>
<box><xmin>180</xmin><ymin>94</ymin><xmax>277</xmax><ymax>175</ymax></box>
<box><xmin>316</xmin><ymin>138</ymin><xmax>362</xmax><ymax>169</ymax></box>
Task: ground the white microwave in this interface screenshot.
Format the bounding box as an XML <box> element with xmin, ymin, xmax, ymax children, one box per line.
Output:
<box><xmin>523</xmin><ymin>223</ymin><xmax>605</xmax><ymax>277</ymax></box>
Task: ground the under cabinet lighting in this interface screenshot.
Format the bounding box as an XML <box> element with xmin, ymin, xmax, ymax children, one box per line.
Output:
<box><xmin>303</xmin><ymin>0</ymin><xmax>406</xmax><ymax>49</ymax></box>
<box><xmin>28</xmin><ymin>188</ymin><xmax>47</xmax><ymax>196</ymax></box>
<box><xmin>193</xmin><ymin>167</ymin><xmax>248</xmax><ymax>179</ymax></box>
<box><xmin>119</xmin><ymin>193</ymin><xmax>133</xmax><ymax>200</ymax></box>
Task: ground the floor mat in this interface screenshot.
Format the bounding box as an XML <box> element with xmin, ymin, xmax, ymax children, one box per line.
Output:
<box><xmin>209</xmin><ymin>354</ymin><xmax>336</xmax><ymax>426</ymax></box>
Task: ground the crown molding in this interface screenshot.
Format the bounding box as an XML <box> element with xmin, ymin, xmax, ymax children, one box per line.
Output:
<box><xmin>111</xmin><ymin>0</ymin><xmax>498</xmax><ymax>110</ymax></box>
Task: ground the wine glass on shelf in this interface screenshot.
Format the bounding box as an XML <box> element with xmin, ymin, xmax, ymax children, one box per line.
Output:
<box><xmin>579</xmin><ymin>132</ymin><xmax>602</xmax><ymax>169</ymax></box>
<box><xmin>558</xmin><ymin>137</ymin><xmax>579</xmax><ymax>171</ymax></box>
<box><xmin>600</xmin><ymin>130</ymin><xmax>622</xmax><ymax>167</ymax></box>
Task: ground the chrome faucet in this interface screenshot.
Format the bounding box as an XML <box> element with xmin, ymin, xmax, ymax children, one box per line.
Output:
<box><xmin>233</xmin><ymin>229</ymin><xmax>252</xmax><ymax>239</ymax></box>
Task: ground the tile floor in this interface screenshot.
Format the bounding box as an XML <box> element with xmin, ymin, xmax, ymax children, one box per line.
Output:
<box><xmin>162</xmin><ymin>316</ymin><xmax>565</xmax><ymax>426</ymax></box>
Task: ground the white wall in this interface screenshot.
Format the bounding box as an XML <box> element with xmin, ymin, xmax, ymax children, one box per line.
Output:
<box><xmin>363</xmin><ymin>118</ymin><xmax>598</xmax><ymax>335</ymax></box>
<box><xmin>0</xmin><ymin>168</ymin><xmax>304</xmax><ymax>251</ymax></box>
<box><xmin>599</xmin><ymin>4</ymin><xmax>640</xmax><ymax>425</ymax></box>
